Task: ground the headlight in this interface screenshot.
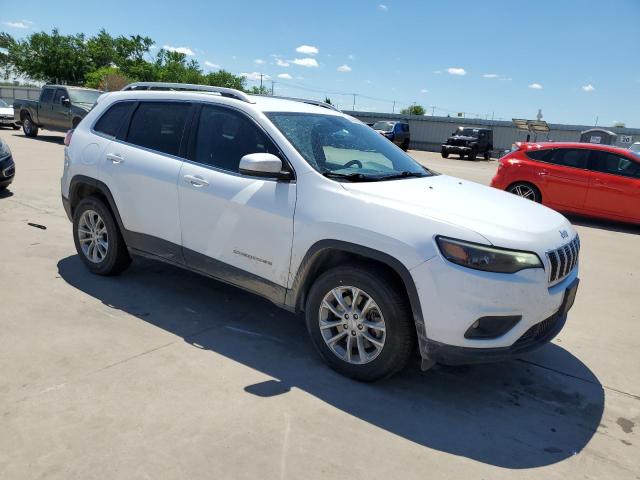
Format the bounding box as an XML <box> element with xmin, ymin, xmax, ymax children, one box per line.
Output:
<box><xmin>436</xmin><ymin>236</ymin><xmax>542</xmax><ymax>273</ymax></box>
<box><xmin>0</xmin><ymin>139</ymin><xmax>11</xmax><ymax>159</ymax></box>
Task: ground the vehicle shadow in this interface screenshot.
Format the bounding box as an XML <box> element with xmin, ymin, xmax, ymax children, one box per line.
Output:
<box><xmin>567</xmin><ymin>214</ymin><xmax>639</xmax><ymax>235</ymax></box>
<box><xmin>0</xmin><ymin>188</ymin><xmax>14</xmax><ymax>199</ymax></box>
<box><xmin>57</xmin><ymin>254</ymin><xmax>604</xmax><ymax>469</ymax></box>
<box><xmin>11</xmin><ymin>133</ymin><xmax>65</xmax><ymax>144</ymax></box>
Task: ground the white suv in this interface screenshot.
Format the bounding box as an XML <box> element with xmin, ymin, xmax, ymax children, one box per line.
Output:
<box><xmin>61</xmin><ymin>82</ymin><xmax>580</xmax><ymax>381</ymax></box>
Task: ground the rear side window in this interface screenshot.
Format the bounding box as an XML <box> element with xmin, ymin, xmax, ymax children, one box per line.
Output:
<box><xmin>127</xmin><ymin>102</ymin><xmax>191</xmax><ymax>157</ymax></box>
<box><xmin>548</xmin><ymin>149</ymin><xmax>589</xmax><ymax>169</ymax></box>
<box><xmin>591</xmin><ymin>151</ymin><xmax>640</xmax><ymax>179</ymax></box>
<box><xmin>402</xmin><ymin>124</ymin><xmax>409</xmax><ymax>132</ymax></box>
<box><xmin>525</xmin><ymin>149</ymin><xmax>554</xmax><ymax>162</ymax></box>
<box><xmin>193</xmin><ymin>105</ymin><xmax>279</xmax><ymax>173</ymax></box>
<box><xmin>40</xmin><ymin>88</ymin><xmax>54</xmax><ymax>104</ymax></box>
<box><xmin>94</xmin><ymin>102</ymin><xmax>135</xmax><ymax>138</ymax></box>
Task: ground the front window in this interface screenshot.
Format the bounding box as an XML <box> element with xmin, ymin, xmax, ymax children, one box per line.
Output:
<box><xmin>372</xmin><ymin>121</ymin><xmax>394</xmax><ymax>132</ymax></box>
<box><xmin>455</xmin><ymin>128</ymin><xmax>479</xmax><ymax>138</ymax></box>
<box><xmin>68</xmin><ymin>89</ymin><xmax>102</xmax><ymax>105</ymax></box>
<box><xmin>267</xmin><ymin>113</ymin><xmax>430</xmax><ymax>181</ymax></box>
<box><xmin>0</xmin><ymin>99</ymin><xmax>9</xmax><ymax>108</ymax></box>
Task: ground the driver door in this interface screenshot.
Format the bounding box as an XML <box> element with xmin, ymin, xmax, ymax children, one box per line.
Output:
<box><xmin>178</xmin><ymin>104</ymin><xmax>296</xmax><ymax>296</ymax></box>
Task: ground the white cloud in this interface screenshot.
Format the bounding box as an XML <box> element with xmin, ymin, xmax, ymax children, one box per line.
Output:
<box><xmin>276</xmin><ymin>58</ymin><xmax>289</xmax><ymax>67</ymax></box>
<box><xmin>582</xmin><ymin>84</ymin><xmax>595</xmax><ymax>92</ymax></box>
<box><xmin>447</xmin><ymin>67</ymin><xmax>467</xmax><ymax>76</ymax></box>
<box><xmin>528</xmin><ymin>82</ymin><xmax>543</xmax><ymax>89</ymax></box>
<box><xmin>296</xmin><ymin>45</ymin><xmax>319</xmax><ymax>55</ymax></box>
<box><xmin>204</xmin><ymin>61</ymin><xmax>220</xmax><ymax>69</ymax></box>
<box><xmin>420</xmin><ymin>89</ymin><xmax>429</xmax><ymax>93</ymax></box>
<box><xmin>255</xmin><ymin>59</ymin><xmax>265</xmax><ymax>65</ymax></box>
<box><xmin>482</xmin><ymin>73</ymin><xmax>498</xmax><ymax>78</ymax></box>
<box><xmin>163</xmin><ymin>45</ymin><xmax>195</xmax><ymax>56</ymax></box>
<box><xmin>277</xmin><ymin>73</ymin><xmax>293</xmax><ymax>79</ymax></box>
<box><xmin>337</xmin><ymin>64</ymin><xmax>352</xmax><ymax>72</ymax></box>
<box><xmin>4</xmin><ymin>21</ymin><xmax>32</xmax><ymax>29</ymax></box>
<box><xmin>378</xmin><ymin>4</ymin><xmax>388</xmax><ymax>11</ymax></box>
<box><xmin>292</xmin><ymin>57</ymin><xmax>319</xmax><ymax>67</ymax></box>
<box><xmin>241</xmin><ymin>72</ymin><xmax>270</xmax><ymax>81</ymax></box>
<box><xmin>348</xmin><ymin>54</ymin><xmax>355</xmax><ymax>60</ymax></box>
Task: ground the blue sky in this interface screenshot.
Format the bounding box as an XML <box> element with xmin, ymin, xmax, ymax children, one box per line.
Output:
<box><xmin>2</xmin><ymin>0</ymin><xmax>639</xmax><ymax>126</ymax></box>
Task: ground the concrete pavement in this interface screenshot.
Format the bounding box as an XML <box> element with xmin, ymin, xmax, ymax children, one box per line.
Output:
<box><xmin>0</xmin><ymin>129</ymin><xmax>638</xmax><ymax>479</ymax></box>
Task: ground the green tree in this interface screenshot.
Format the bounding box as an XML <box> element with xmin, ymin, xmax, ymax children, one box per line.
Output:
<box><xmin>85</xmin><ymin>66</ymin><xmax>132</xmax><ymax>91</ymax></box>
<box><xmin>324</xmin><ymin>97</ymin><xmax>332</xmax><ymax>105</ymax></box>
<box><xmin>400</xmin><ymin>104</ymin><xmax>425</xmax><ymax>116</ymax></box>
<box><xmin>248</xmin><ymin>85</ymin><xmax>270</xmax><ymax>95</ymax></box>
<box><xmin>205</xmin><ymin>69</ymin><xmax>246</xmax><ymax>90</ymax></box>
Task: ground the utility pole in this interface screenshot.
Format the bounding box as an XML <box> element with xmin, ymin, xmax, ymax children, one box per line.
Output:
<box><xmin>352</xmin><ymin>93</ymin><xmax>357</xmax><ymax>111</ymax></box>
<box><xmin>270</xmin><ymin>80</ymin><xmax>275</xmax><ymax>95</ymax></box>
<box><xmin>431</xmin><ymin>106</ymin><xmax>435</xmax><ymax>116</ymax></box>
<box><xmin>392</xmin><ymin>100</ymin><xmax>395</xmax><ymax>114</ymax></box>
<box><xmin>594</xmin><ymin>116</ymin><xmax>599</xmax><ymax>127</ymax></box>
<box><xmin>259</xmin><ymin>73</ymin><xmax>263</xmax><ymax>91</ymax></box>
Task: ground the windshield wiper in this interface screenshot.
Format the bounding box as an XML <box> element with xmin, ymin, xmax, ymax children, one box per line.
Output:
<box><xmin>322</xmin><ymin>171</ymin><xmax>379</xmax><ymax>182</ymax></box>
<box><xmin>377</xmin><ymin>171</ymin><xmax>428</xmax><ymax>180</ymax></box>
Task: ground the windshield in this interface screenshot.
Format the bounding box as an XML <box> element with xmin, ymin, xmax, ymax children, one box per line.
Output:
<box><xmin>455</xmin><ymin>128</ymin><xmax>479</xmax><ymax>137</ymax></box>
<box><xmin>267</xmin><ymin>113</ymin><xmax>430</xmax><ymax>181</ymax></box>
<box><xmin>0</xmin><ymin>99</ymin><xmax>9</xmax><ymax>108</ymax></box>
<box><xmin>68</xmin><ymin>89</ymin><xmax>102</xmax><ymax>104</ymax></box>
<box><xmin>630</xmin><ymin>143</ymin><xmax>640</xmax><ymax>153</ymax></box>
<box><xmin>372</xmin><ymin>121</ymin><xmax>394</xmax><ymax>132</ymax></box>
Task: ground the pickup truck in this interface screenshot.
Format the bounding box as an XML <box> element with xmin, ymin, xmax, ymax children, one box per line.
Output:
<box><xmin>14</xmin><ymin>85</ymin><xmax>102</xmax><ymax>137</ymax></box>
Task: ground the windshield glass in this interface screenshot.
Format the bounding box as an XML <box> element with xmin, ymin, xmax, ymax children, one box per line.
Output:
<box><xmin>455</xmin><ymin>128</ymin><xmax>479</xmax><ymax>137</ymax></box>
<box><xmin>0</xmin><ymin>99</ymin><xmax>8</xmax><ymax>108</ymax></box>
<box><xmin>68</xmin><ymin>89</ymin><xmax>102</xmax><ymax>104</ymax></box>
<box><xmin>267</xmin><ymin>113</ymin><xmax>430</xmax><ymax>181</ymax></box>
<box><xmin>630</xmin><ymin>143</ymin><xmax>640</xmax><ymax>153</ymax></box>
<box><xmin>372</xmin><ymin>121</ymin><xmax>394</xmax><ymax>132</ymax></box>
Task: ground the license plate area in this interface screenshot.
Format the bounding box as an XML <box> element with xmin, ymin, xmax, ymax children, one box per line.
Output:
<box><xmin>559</xmin><ymin>278</ymin><xmax>579</xmax><ymax>316</ymax></box>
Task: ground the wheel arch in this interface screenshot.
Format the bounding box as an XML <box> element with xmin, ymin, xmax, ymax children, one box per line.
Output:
<box><xmin>68</xmin><ymin>175</ymin><xmax>126</xmax><ymax>234</ymax></box>
<box><xmin>286</xmin><ymin>240</ymin><xmax>427</xmax><ymax>352</ymax></box>
<box><xmin>506</xmin><ymin>180</ymin><xmax>543</xmax><ymax>202</ymax></box>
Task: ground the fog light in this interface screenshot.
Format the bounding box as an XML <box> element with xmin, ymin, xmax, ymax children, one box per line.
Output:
<box><xmin>464</xmin><ymin>315</ymin><xmax>522</xmax><ymax>339</ymax></box>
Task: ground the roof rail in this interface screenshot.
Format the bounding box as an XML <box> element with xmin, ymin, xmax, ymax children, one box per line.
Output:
<box><xmin>253</xmin><ymin>94</ymin><xmax>341</xmax><ymax>112</ymax></box>
<box><xmin>121</xmin><ymin>82</ymin><xmax>255</xmax><ymax>104</ymax></box>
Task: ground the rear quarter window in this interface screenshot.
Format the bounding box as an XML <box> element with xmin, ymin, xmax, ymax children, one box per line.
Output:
<box><xmin>93</xmin><ymin>102</ymin><xmax>135</xmax><ymax>138</ymax></box>
<box><xmin>525</xmin><ymin>149</ymin><xmax>553</xmax><ymax>162</ymax></box>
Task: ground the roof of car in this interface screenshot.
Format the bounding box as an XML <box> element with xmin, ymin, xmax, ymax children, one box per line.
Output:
<box><xmin>524</xmin><ymin>142</ymin><xmax>636</xmax><ymax>154</ymax></box>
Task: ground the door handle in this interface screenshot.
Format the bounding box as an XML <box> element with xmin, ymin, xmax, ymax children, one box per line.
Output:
<box><xmin>184</xmin><ymin>174</ymin><xmax>209</xmax><ymax>187</ymax></box>
<box><xmin>538</xmin><ymin>169</ymin><xmax>549</xmax><ymax>176</ymax></box>
<box><xmin>106</xmin><ymin>153</ymin><xmax>124</xmax><ymax>164</ymax></box>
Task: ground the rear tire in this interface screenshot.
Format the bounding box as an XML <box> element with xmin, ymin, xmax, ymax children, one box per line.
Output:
<box><xmin>305</xmin><ymin>264</ymin><xmax>415</xmax><ymax>381</ymax></box>
<box><xmin>484</xmin><ymin>150</ymin><xmax>490</xmax><ymax>160</ymax></box>
<box><xmin>22</xmin><ymin>115</ymin><xmax>38</xmax><ymax>137</ymax></box>
<box><xmin>507</xmin><ymin>182</ymin><xmax>541</xmax><ymax>203</ymax></box>
<box><xmin>468</xmin><ymin>148</ymin><xmax>478</xmax><ymax>161</ymax></box>
<box><xmin>73</xmin><ymin>196</ymin><xmax>131</xmax><ymax>275</ymax></box>
<box><xmin>400</xmin><ymin>139</ymin><xmax>409</xmax><ymax>151</ymax></box>
<box><xmin>459</xmin><ymin>153</ymin><xmax>465</xmax><ymax>159</ymax></box>
<box><xmin>441</xmin><ymin>149</ymin><xmax>449</xmax><ymax>159</ymax></box>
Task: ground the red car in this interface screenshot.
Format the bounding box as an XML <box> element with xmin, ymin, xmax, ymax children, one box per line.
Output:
<box><xmin>491</xmin><ymin>142</ymin><xmax>640</xmax><ymax>224</ymax></box>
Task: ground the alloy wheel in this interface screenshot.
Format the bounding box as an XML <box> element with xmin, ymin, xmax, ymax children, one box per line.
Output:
<box><xmin>77</xmin><ymin>209</ymin><xmax>109</xmax><ymax>263</ymax></box>
<box><xmin>318</xmin><ymin>286</ymin><xmax>386</xmax><ymax>364</ymax></box>
<box><xmin>510</xmin><ymin>184</ymin><xmax>537</xmax><ymax>201</ymax></box>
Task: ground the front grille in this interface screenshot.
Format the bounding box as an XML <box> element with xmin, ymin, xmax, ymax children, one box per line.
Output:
<box><xmin>546</xmin><ymin>235</ymin><xmax>580</xmax><ymax>284</ymax></box>
<box><xmin>450</xmin><ymin>139</ymin><xmax>469</xmax><ymax>146</ymax></box>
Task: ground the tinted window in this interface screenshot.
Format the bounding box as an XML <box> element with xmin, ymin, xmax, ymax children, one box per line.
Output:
<box><xmin>193</xmin><ymin>105</ymin><xmax>279</xmax><ymax>172</ymax></box>
<box><xmin>53</xmin><ymin>89</ymin><xmax>67</xmax><ymax>104</ymax></box>
<box><xmin>592</xmin><ymin>151</ymin><xmax>640</xmax><ymax>179</ymax></box>
<box><xmin>526</xmin><ymin>149</ymin><xmax>554</xmax><ymax>162</ymax></box>
<box><xmin>548</xmin><ymin>149</ymin><xmax>589</xmax><ymax>169</ymax></box>
<box><xmin>127</xmin><ymin>102</ymin><xmax>191</xmax><ymax>157</ymax></box>
<box><xmin>40</xmin><ymin>88</ymin><xmax>54</xmax><ymax>104</ymax></box>
<box><xmin>94</xmin><ymin>102</ymin><xmax>135</xmax><ymax>138</ymax></box>
<box><xmin>402</xmin><ymin>124</ymin><xmax>409</xmax><ymax>132</ymax></box>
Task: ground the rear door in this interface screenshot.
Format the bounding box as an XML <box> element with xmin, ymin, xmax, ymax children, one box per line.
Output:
<box><xmin>538</xmin><ymin>148</ymin><xmax>591</xmax><ymax>210</ymax></box>
<box><xmin>584</xmin><ymin>150</ymin><xmax>640</xmax><ymax>222</ymax></box>
<box><xmin>99</xmin><ymin>101</ymin><xmax>192</xmax><ymax>261</ymax></box>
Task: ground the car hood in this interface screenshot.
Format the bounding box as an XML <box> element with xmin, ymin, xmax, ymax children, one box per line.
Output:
<box><xmin>341</xmin><ymin>175</ymin><xmax>574</xmax><ymax>252</ymax></box>
<box><xmin>0</xmin><ymin>107</ymin><xmax>13</xmax><ymax>116</ymax></box>
<box><xmin>449</xmin><ymin>135</ymin><xmax>477</xmax><ymax>142</ymax></box>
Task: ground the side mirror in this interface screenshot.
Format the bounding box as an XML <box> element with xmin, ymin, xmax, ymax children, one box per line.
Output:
<box><xmin>239</xmin><ymin>153</ymin><xmax>292</xmax><ymax>180</ymax></box>
<box><xmin>62</xmin><ymin>97</ymin><xmax>71</xmax><ymax>107</ymax></box>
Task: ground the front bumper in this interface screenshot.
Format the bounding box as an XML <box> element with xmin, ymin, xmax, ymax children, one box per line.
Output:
<box><xmin>0</xmin><ymin>155</ymin><xmax>15</xmax><ymax>187</ymax></box>
<box><xmin>442</xmin><ymin>144</ymin><xmax>471</xmax><ymax>153</ymax></box>
<box><xmin>411</xmin><ymin>253</ymin><xmax>578</xmax><ymax>364</ymax></box>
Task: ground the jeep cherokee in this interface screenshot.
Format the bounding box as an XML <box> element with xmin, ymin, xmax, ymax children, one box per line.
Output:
<box><xmin>61</xmin><ymin>82</ymin><xmax>580</xmax><ymax>381</ymax></box>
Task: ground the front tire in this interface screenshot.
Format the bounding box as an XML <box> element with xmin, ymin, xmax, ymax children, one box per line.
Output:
<box><xmin>507</xmin><ymin>182</ymin><xmax>541</xmax><ymax>203</ymax></box>
<box><xmin>468</xmin><ymin>148</ymin><xmax>478</xmax><ymax>161</ymax></box>
<box><xmin>73</xmin><ymin>196</ymin><xmax>131</xmax><ymax>275</ymax></box>
<box><xmin>22</xmin><ymin>115</ymin><xmax>39</xmax><ymax>137</ymax></box>
<box><xmin>441</xmin><ymin>149</ymin><xmax>449</xmax><ymax>159</ymax></box>
<box><xmin>400</xmin><ymin>139</ymin><xmax>409</xmax><ymax>151</ymax></box>
<box><xmin>305</xmin><ymin>265</ymin><xmax>415</xmax><ymax>381</ymax></box>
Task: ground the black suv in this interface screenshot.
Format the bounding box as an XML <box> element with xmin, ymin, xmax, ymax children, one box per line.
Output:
<box><xmin>372</xmin><ymin>120</ymin><xmax>410</xmax><ymax>151</ymax></box>
<box><xmin>441</xmin><ymin>127</ymin><xmax>493</xmax><ymax>160</ymax></box>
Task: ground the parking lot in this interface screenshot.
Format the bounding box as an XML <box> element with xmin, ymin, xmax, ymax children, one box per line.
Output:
<box><xmin>0</xmin><ymin>128</ymin><xmax>638</xmax><ymax>479</ymax></box>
